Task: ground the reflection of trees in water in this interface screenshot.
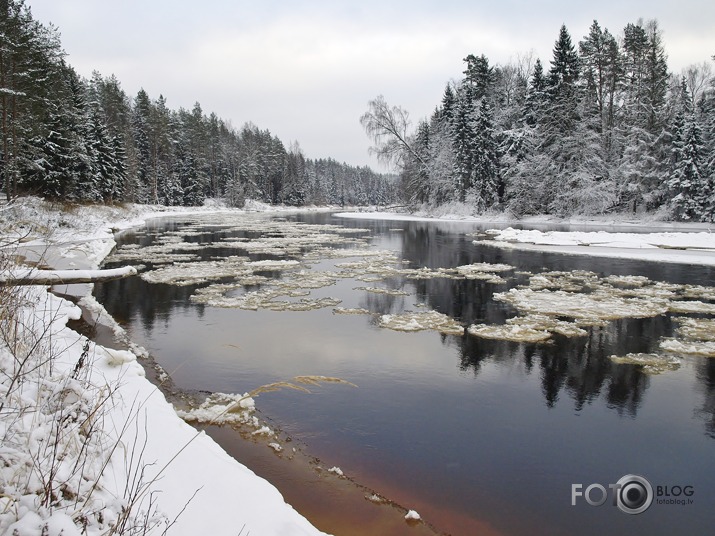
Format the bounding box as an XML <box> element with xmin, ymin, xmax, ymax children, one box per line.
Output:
<box><xmin>94</xmin><ymin>274</ymin><xmax>203</xmax><ymax>334</ymax></box>
<box><xmin>451</xmin><ymin>325</ymin><xmax>650</xmax><ymax>415</ymax></box>
<box><xmin>696</xmin><ymin>359</ymin><xmax>715</xmax><ymax>439</ymax></box>
<box><xmin>359</xmin><ymin>291</ymin><xmax>406</xmax><ymax>319</ymax></box>
<box><xmin>395</xmin><ymin>220</ymin><xmax>680</xmax><ymax>416</ymax></box>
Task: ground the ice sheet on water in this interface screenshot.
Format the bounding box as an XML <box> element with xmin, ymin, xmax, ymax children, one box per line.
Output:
<box><xmin>495</xmin><ymin>288</ymin><xmax>670</xmax><ymax>321</ymax></box>
<box><xmin>332</xmin><ymin>307</ymin><xmax>372</xmax><ymax>315</ymax></box>
<box><xmin>528</xmin><ymin>270</ymin><xmax>599</xmax><ymax>292</ymax></box>
<box><xmin>141</xmin><ymin>257</ymin><xmax>256</xmax><ymax>285</ymax></box>
<box><xmin>660</xmin><ymin>338</ymin><xmax>715</xmax><ymax>357</ymax></box>
<box><xmin>354</xmin><ymin>286</ymin><xmax>410</xmax><ymax>296</ymax></box>
<box><xmin>191</xmin><ymin>285</ymin><xmax>341</xmax><ymax>311</ymax></box>
<box><xmin>379</xmin><ymin>311</ymin><xmax>464</xmax><ymax>335</ymax></box>
<box><xmin>668</xmin><ymin>300</ymin><xmax>715</xmax><ymax>314</ymax></box>
<box><xmin>681</xmin><ymin>284</ymin><xmax>715</xmax><ymax>301</ymax></box>
<box><xmin>609</xmin><ymin>353</ymin><xmax>681</xmax><ymax>374</ymax></box>
<box><xmin>507</xmin><ymin>314</ymin><xmax>588</xmax><ymax>337</ymax></box>
<box><xmin>455</xmin><ymin>262</ymin><xmax>514</xmax><ymax>275</ymax></box>
<box><xmin>673</xmin><ymin>317</ymin><xmax>715</xmax><ymax>341</ymax></box>
<box><xmin>467</xmin><ymin>323</ymin><xmax>552</xmax><ymax>343</ymax></box>
<box><xmin>175</xmin><ymin>392</ymin><xmax>258</xmax><ymax>426</ymax></box>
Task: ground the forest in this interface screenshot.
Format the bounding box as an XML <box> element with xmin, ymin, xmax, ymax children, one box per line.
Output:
<box><xmin>0</xmin><ymin>0</ymin><xmax>396</xmax><ymax>208</ymax></box>
<box><xmin>3</xmin><ymin>0</ymin><xmax>715</xmax><ymax>220</ymax></box>
<box><xmin>362</xmin><ymin>20</ymin><xmax>715</xmax><ymax>220</ymax></box>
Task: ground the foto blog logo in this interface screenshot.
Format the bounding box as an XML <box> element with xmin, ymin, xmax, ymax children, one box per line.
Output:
<box><xmin>571</xmin><ymin>474</ymin><xmax>654</xmax><ymax>515</ymax></box>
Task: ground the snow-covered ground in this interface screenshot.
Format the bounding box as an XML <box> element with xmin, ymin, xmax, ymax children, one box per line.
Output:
<box><xmin>480</xmin><ymin>227</ymin><xmax>715</xmax><ymax>266</ymax></box>
<box><xmin>0</xmin><ymin>198</ymin><xmax>329</xmax><ymax>536</ymax></box>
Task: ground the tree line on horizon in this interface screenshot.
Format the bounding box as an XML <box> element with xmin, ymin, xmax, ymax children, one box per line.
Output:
<box><xmin>0</xmin><ymin>0</ymin><xmax>396</xmax><ymax>208</ymax></box>
<box><xmin>362</xmin><ymin>20</ymin><xmax>715</xmax><ymax>221</ymax></box>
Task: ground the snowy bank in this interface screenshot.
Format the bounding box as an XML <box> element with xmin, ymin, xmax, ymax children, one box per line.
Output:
<box><xmin>481</xmin><ymin>227</ymin><xmax>715</xmax><ymax>266</ymax></box>
<box><xmin>0</xmin><ymin>198</ymin><xmax>328</xmax><ymax>536</ymax></box>
<box><xmin>335</xmin><ymin>210</ymin><xmax>715</xmax><ymax>266</ymax></box>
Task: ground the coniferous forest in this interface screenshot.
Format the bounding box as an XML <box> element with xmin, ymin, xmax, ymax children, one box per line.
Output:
<box><xmin>362</xmin><ymin>21</ymin><xmax>715</xmax><ymax>220</ymax></box>
<box><xmin>3</xmin><ymin>0</ymin><xmax>715</xmax><ymax>220</ymax></box>
<box><xmin>0</xmin><ymin>1</ymin><xmax>396</xmax><ymax>208</ymax></box>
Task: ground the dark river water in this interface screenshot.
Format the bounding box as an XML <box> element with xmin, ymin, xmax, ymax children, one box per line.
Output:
<box><xmin>94</xmin><ymin>212</ymin><xmax>715</xmax><ymax>536</ymax></box>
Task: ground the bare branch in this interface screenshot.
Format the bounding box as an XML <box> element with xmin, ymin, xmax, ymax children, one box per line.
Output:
<box><xmin>360</xmin><ymin>95</ymin><xmax>426</xmax><ymax>169</ymax></box>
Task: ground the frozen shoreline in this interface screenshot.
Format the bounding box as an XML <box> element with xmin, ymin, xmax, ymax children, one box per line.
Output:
<box><xmin>335</xmin><ymin>210</ymin><xmax>715</xmax><ymax>266</ymax></box>
<box><xmin>1</xmin><ymin>198</ymin><xmax>329</xmax><ymax>536</ymax></box>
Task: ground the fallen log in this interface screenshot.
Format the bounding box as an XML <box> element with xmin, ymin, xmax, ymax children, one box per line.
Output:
<box><xmin>0</xmin><ymin>265</ymin><xmax>137</xmax><ymax>285</ymax></box>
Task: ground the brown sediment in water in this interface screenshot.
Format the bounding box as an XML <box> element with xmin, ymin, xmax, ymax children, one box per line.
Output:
<box><xmin>200</xmin><ymin>424</ymin><xmax>506</xmax><ymax>536</ymax></box>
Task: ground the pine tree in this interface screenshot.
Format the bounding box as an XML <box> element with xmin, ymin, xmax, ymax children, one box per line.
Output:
<box><xmin>463</xmin><ymin>54</ymin><xmax>494</xmax><ymax>101</ymax></box>
<box><xmin>132</xmin><ymin>89</ymin><xmax>153</xmax><ymax>202</ymax></box>
<box><xmin>669</xmin><ymin>115</ymin><xmax>708</xmax><ymax>220</ymax></box>
<box><xmin>579</xmin><ymin>20</ymin><xmax>621</xmax><ymax>144</ymax></box>
<box><xmin>451</xmin><ymin>86</ymin><xmax>477</xmax><ymax>201</ymax></box>
<box><xmin>1</xmin><ymin>0</ymin><xmax>64</xmax><ymax>199</ymax></box>
<box><xmin>87</xmin><ymin>103</ymin><xmax>121</xmax><ymax>202</ymax></box>
<box><xmin>470</xmin><ymin>99</ymin><xmax>501</xmax><ymax>208</ymax></box>
<box><xmin>522</xmin><ymin>59</ymin><xmax>547</xmax><ymax>126</ymax></box>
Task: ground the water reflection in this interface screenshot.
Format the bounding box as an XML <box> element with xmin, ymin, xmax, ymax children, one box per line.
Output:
<box><xmin>697</xmin><ymin>358</ymin><xmax>715</xmax><ymax>439</ymax></box>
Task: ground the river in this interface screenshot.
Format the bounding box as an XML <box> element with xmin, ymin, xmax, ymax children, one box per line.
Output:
<box><xmin>93</xmin><ymin>211</ymin><xmax>715</xmax><ymax>536</ymax></box>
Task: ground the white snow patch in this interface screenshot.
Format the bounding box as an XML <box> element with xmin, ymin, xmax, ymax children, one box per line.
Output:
<box><xmin>404</xmin><ymin>510</ymin><xmax>421</xmax><ymax>521</ymax></box>
<box><xmin>482</xmin><ymin>227</ymin><xmax>715</xmax><ymax>266</ymax></box>
<box><xmin>328</xmin><ymin>467</ymin><xmax>344</xmax><ymax>477</ymax></box>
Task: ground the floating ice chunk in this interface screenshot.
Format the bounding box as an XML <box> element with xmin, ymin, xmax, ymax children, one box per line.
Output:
<box><xmin>379</xmin><ymin>311</ymin><xmax>464</xmax><ymax>335</ymax></box>
<box><xmin>332</xmin><ymin>307</ymin><xmax>372</xmax><ymax>315</ymax></box>
<box><xmin>354</xmin><ymin>286</ymin><xmax>410</xmax><ymax>296</ymax></box>
<box><xmin>681</xmin><ymin>284</ymin><xmax>715</xmax><ymax>301</ymax></box>
<box><xmin>467</xmin><ymin>323</ymin><xmax>552</xmax><ymax>343</ymax></box>
<box><xmin>175</xmin><ymin>392</ymin><xmax>256</xmax><ymax>425</ymax></box>
<box><xmin>494</xmin><ymin>288</ymin><xmax>669</xmax><ymax>321</ymax></box>
<box><xmin>268</xmin><ymin>442</ymin><xmax>283</xmax><ymax>453</ymax></box>
<box><xmin>244</xmin><ymin>259</ymin><xmax>301</xmax><ymax>270</ymax></box>
<box><xmin>251</xmin><ymin>426</ymin><xmax>275</xmax><ymax>437</ymax></box>
<box><xmin>405</xmin><ymin>510</ymin><xmax>421</xmax><ymax>521</ymax></box>
<box><xmin>673</xmin><ymin>317</ymin><xmax>715</xmax><ymax>341</ymax></box>
<box><xmin>660</xmin><ymin>338</ymin><xmax>715</xmax><ymax>357</ymax></box>
<box><xmin>455</xmin><ymin>262</ymin><xmax>514</xmax><ymax>275</ymax></box>
<box><xmin>506</xmin><ymin>314</ymin><xmax>588</xmax><ymax>337</ymax></box>
<box><xmin>141</xmin><ymin>257</ymin><xmax>254</xmax><ymax>285</ymax></box>
<box><xmin>282</xmin><ymin>270</ymin><xmax>338</xmax><ymax>289</ymax></box>
<box><xmin>328</xmin><ymin>466</ymin><xmax>344</xmax><ymax>477</ymax></box>
<box><xmin>609</xmin><ymin>353</ymin><xmax>681</xmax><ymax>374</ymax></box>
<box><xmin>527</xmin><ymin>270</ymin><xmax>599</xmax><ymax>292</ymax></box>
<box><xmin>668</xmin><ymin>300</ymin><xmax>715</xmax><ymax>314</ymax></box>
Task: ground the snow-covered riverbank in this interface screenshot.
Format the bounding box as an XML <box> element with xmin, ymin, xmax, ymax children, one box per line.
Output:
<box><xmin>336</xmin><ymin>210</ymin><xmax>715</xmax><ymax>266</ymax></box>
<box><xmin>0</xmin><ymin>198</ymin><xmax>329</xmax><ymax>536</ymax></box>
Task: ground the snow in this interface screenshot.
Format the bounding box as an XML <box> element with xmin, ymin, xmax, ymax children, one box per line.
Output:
<box><xmin>337</xmin><ymin>210</ymin><xmax>715</xmax><ymax>266</ymax></box>
<box><xmin>0</xmin><ymin>265</ymin><xmax>137</xmax><ymax>284</ymax></box>
<box><xmin>327</xmin><ymin>467</ymin><xmax>344</xmax><ymax>477</ymax></box>
<box><xmin>482</xmin><ymin>227</ymin><xmax>715</xmax><ymax>266</ymax></box>
<box><xmin>404</xmin><ymin>510</ymin><xmax>421</xmax><ymax>521</ymax></box>
<box><xmin>0</xmin><ymin>197</ymin><xmax>329</xmax><ymax>536</ymax></box>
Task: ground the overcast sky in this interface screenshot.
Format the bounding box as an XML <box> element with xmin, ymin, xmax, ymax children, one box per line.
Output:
<box><xmin>27</xmin><ymin>0</ymin><xmax>715</xmax><ymax>171</ymax></box>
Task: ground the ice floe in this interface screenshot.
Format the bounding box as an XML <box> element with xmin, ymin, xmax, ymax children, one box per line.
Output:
<box><xmin>494</xmin><ymin>288</ymin><xmax>669</xmax><ymax>322</ymax></box>
<box><xmin>467</xmin><ymin>323</ymin><xmax>552</xmax><ymax>343</ymax></box>
<box><xmin>379</xmin><ymin>311</ymin><xmax>465</xmax><ymax>335</ymax></box>
<box><xmin>608</xmin><ymin>353</ymin><xmax>681</xmax><ymax>374</ymax></box>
